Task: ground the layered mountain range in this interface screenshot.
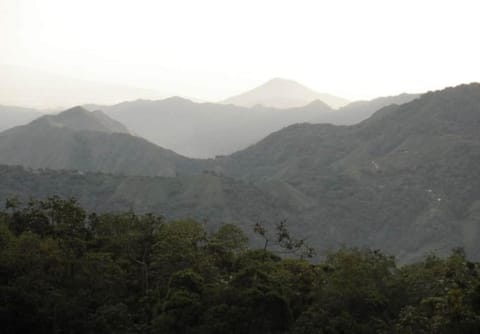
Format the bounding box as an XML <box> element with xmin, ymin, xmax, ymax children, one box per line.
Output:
<box><xmin>0</xmin><ymin>83</ymin><xmax>478</xmax><ymax>261</ymax></box>
<box><xmin>0</xmin><ymin>78</ymin><xmax>419</xmax><ymax>158</ymax></box>
<box><xmin>0</xmin><ymin>106</ymin><xmax>201</xmax><ymax>177</ymax></box>
<box><xmin>86</xmin><ymin>92</ymin><xmax>418</xmax><ymax>158</ymax></box>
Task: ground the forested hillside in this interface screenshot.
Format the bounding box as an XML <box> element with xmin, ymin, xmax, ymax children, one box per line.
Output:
<box><xmin>212</xmin><ymin>84</ymin><xmax>480</xmax><ymax>261</ymax></box>
<box><xmin>0</xmin><ymin>165</ymin><xmax>291</xmax><ymax>245</ymax></box>
<box><xmin>3</xmin><ymin>1</ymin><xmax>478</xmax><ymax>333</ymax></box>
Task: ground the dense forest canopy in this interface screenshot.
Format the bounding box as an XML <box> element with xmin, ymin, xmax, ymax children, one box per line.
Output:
<box><xmin>2</xmin><ymin>197</ymin><xmax>480</xmax><ymax>333</ymax></box>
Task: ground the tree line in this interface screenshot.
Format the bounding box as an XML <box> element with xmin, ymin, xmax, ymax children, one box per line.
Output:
<box><xmin>1</xmin><ymin>197</ymin><xmax>480</xmax><ymax>333</ymax></box>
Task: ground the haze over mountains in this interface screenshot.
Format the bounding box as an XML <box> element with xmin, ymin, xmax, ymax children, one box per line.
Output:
<box><xmin>0</xmin><ymin>105</ymin><xmax>43</xmax><ymax>132</ymax></box>
<box><xmin>210</xmin><ymin>83</ymin><xmax>480</xmax><ymax>260</ymax></box>
<box><xmin>222</xmin><ymin>78</ymin><xmax>350</xmax><ymax>109</ymax></box>
<box><xmin>0</xmin><ymin>106</ymin><xmax>201</xmax><ymax>177</ymax></box>
<box><xmin>85</xmin><ymin>92</ymin><xmax>419</xmax><ymax>158</ymax></box>
<box><xmin>0</xmin><ymin>65</ymin><xmax>164</xmax><ymax>108</ymax></box>
<box><xmin>0</xmin><ymin>74</ymin><xmax>418</xmax><ymax>158</ymax></box>
<box><xmin>1</xmin><ymin>83</ymin><xmax>479</xmax><ymax>262</ymax></box>
<box><xmin>37</xmin><ymin>106</ymin><xmax>130</xmax><ymax>134</ymax></box>
<box><xmin>91</xmin><ymin>97</ymin><xmax>333</xmax><ymax>158</ymax></box>
<box><xmin>0</xmin><ymin>66</ymin><xmax>350</xmax><ymax>110</ymax></box>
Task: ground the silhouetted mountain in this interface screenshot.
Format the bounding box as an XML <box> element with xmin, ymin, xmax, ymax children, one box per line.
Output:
<box><xmin>99</xmin><ymin>97</ymin><xmax>334</xmax><ymax>158</ymax></box>
<box><xmin>0</xmin><ymin>105</ymin><xmax>43</xmax><ymax>132</ymax></box>
<box><xmin>222</xmin><ymin>78</ymin><xmax>349</xmax><ymax>109</ymax></box>
<box><xmin>94</xmin><ymin>92</ymin><xmax>418</xmax><ymax>158</ymax></box>
<box><xmin>38</xmin><ymin>106</ymin><xmax>131</xmax><ymax>134</ymax></box>
<box><xmin>0</xmin><ymin>106</ymin><xmax>201</xmax><ymax>176</ymax></box>
<box><xmin>1</xmin><ymin>93</ymin><xmax>418</xmax><ymax>159</ymax></box>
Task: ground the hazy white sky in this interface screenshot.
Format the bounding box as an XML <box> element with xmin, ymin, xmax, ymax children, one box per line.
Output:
<box><xmin>1</xmin><ymin>0</ymin><xmax>479</xmax><ymax>101</ymax></box>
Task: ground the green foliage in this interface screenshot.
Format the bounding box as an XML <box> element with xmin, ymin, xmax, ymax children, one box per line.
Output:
<box><xmin>2</xmin><ymin>198</ymin><xmax>480</xmax><ymax>333</ymax></box>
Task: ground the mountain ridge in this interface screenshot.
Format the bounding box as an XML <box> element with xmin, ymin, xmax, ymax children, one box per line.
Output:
<box><xmin>31</xmin><ymin>106</ymin><xmax>131</xmax><ymax>134</ymax></box>
<box><xmin>206</xmin><ymin>83</ymin><xmax>480</xmax><ymax>261</ymax></box>
<box><xmin>0</xmin><ymin>106</ymin><xmax>203</xmax><ymax>177</ymax></box>
<box><xmin>96</xmin><ymin>92</ymin><xmax>417</xmax><ymax>158</ymax></box>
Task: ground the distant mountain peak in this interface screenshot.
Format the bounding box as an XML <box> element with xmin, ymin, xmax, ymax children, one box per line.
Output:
<box><xmin>59</xmin><ymin>105</ymin><xmax>90</xmax><ymax>115</ymax></box>
<box><xmin>222</xmin><ymin>78</ymin><xmax>349</xmax><ymax>109</ymax></box>
<box><xmin>161</xmin><ymin>96</ymin><xmax>194</xmax><ymax>104</ymax></box>
<box><xmin>303</xmin><ymin>99</ymin><xmax>332</xmax><ymax>109</ymax></box>
<box><xmin>29</xmin><ymin>105</ymin><xmax>130</xmax><ymax>134</ymax></box>
<box><xmin>258</xmin><ymin>78</ymin><xmax>320</xmax><ymax>93</ymax></box>
<box><xmin>264</xmin><ymin>77</ymin><xmax>300</xmax><ymax>85</ymax></box>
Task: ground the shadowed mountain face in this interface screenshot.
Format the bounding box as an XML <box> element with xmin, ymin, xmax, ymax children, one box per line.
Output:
<box><xmin>221</xmin><ymin>78</ymin><xmax>350</xmax><ymax>109</ymax></box>
<box><xmin>1</xmin><ymin>83</ymin><xmax>479</xmax><ymax>261</ymax></box>
<box><xmin>0</xmin><ymin>106</ymin><xmax>202</xmax><ymax>177</ymax></box>
<box><xmin>215</xmin><ymin>86</ymin><xmax>474</xmax><ymax>180</ymax></box>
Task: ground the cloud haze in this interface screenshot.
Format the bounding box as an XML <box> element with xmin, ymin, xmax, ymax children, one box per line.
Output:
<box><xmin>1</xmin><ymin>0</ymin><xmax>479</xmax><ymax>103</ymax></box>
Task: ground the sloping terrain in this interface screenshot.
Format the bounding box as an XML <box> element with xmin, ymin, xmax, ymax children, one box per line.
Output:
<box><xmin>0</xmin><ymin>106</ymin><xmax>202</xmax><ymax>177</ymax></box>
<box><xmin>0</xmin><ymin>165</ymin><xmax>293</xmax><ymax>246</ymax></box>
<box><xmin>0</xmin><ymin>105</ymin><xmax>43</xmax><ymax>132</ymax></box>
<box><xmin>100</xmin><ymin>93</ymin><xmax>417</xmax><ymax>158</ymax></box>
<box><xmin>100</xmin><ymin>97</ymin><xmax>334</xmax><ymax>158</ymax></box>
<box><xmin>33</xmin><ymin>106</ymin><xmax>130</xmax><ymax>134</ymax></box>
<box><xmin>210</xmin><ymin>84</ymin><xmax>480</xmax><ymax>261</ymax></box>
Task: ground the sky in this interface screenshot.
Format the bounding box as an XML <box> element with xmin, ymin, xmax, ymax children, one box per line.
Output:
<box><xmin>1</xmin><ymin>0</ymin><xmax>479</xmax><ymax>102</ymax></box>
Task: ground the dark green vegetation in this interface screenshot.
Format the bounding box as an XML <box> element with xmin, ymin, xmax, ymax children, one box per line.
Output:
<box><xmin>0</xmin><ymin>165</ymin><xmax>291</xmax><ymax>248</ymax></box>
<box><xmin>2</xmin><ymin>198</ymin><xmax>480</xmax><ymax>334</ymax></box>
